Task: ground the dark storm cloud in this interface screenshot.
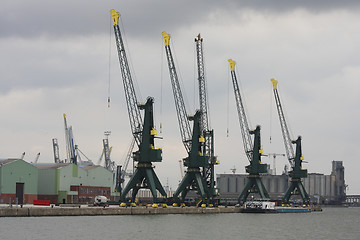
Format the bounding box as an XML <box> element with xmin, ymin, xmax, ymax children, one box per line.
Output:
<box><xmin>1</xmin><ymin>0</ymin><xmax>360</xmax><ymax>38</ymax></box>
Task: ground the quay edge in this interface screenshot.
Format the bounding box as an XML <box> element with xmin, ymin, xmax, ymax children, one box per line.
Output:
<box><xmin>0</xmin><ymin>206</ymin><xmax>240</xmax><ymax>217</ymax></box>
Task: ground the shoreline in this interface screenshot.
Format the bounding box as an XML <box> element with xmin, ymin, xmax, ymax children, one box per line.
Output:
<box><xmin>0</xmin><ymin>205</ymin><xmax>240</xmax><ymax>217</ymax></box>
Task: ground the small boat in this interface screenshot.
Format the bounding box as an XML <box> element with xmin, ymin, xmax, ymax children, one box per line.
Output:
<box><xmin>240</xmin><ymin>201</ymin><xmax>276</xmax><ymax>213</ymax></box>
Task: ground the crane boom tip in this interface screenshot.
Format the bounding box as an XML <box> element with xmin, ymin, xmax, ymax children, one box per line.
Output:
<box><xmin>110</xmin><ymin>9</ymin><xmax>120</xmax><ymax>26</ymax></box>
<box><xmin>161</xmin><ymin>31</ymin><xmax>170</xmax><ymax>46</ymax></box>
<box><xmin>228</xmin><ymin>59</ymin><xmax>236</xmax><ymax>71</ymax></box>
<box><xmin>271</xmin><ymin>78</ymin><xmax>278</xmax><ymax>89</ymax></box>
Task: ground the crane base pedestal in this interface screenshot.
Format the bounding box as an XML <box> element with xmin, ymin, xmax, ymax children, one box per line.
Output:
<box><xmin>120</xmin><ymin>164</ymin><xmax>167</xmax><ymax>203</ymax></box>
<box><xmin>173</xmin><ymin>168</ymin><xmax>209</xmax><ymax>204</ymax></box>
<box><xmin>238</xmin><ymin>175</ymin><xmax>270</xmax><ymax>204</ymax></box>
<box><xmin>282</xmin><ymin>178</ymin><xmax>310</xmax><ymax>205</ymax></box>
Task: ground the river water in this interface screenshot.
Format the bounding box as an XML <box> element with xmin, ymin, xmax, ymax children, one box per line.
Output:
<box><xmin>0</xmin><ymin>207</ymin><xmax>359</xmax><ymax>240</ymax></box>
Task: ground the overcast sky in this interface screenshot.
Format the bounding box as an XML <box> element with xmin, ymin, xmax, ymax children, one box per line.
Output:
<box><xmin>1</xmin><ymin>1</ymin><xmax>360</xmax><ymax>194</ymax></box>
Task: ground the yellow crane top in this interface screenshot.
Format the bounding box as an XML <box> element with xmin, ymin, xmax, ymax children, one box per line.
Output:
<box><xmin>110</xmin><ymin>9</ymin><xmax>120</xmax><ymax>26</ymax></box>
<box><xmin>228</xmin><ymin>59</ymin><xmax>236</xmax><ymax>71</ymax></box>
<box><xmin>271</xmin><ymin>78</ymin><xmax>278</xmax><ymax>89</ymax></box>
<box><xmin>161</xmin><ymin>31</ymin><xmax>170</xmax><ymax>46</ymax></box>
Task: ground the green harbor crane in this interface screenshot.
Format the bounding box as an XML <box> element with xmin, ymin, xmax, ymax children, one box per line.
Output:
<box><xmin>228</xmin><ymin>59</ymin><xmax>270</xmax><ymax>204</ymax></box>
<box><xmin>162</xmin><ymin>32</ymin><xmax>210</xmax><ymax>205</ymax></box>
<box><xmin>110</xmin><ymin>9</ymin><xmax>166</xmax><ymax>204</ymax></box>
<box><xmin>270</xmin><ymin>79</ymin><xmax>310</xmax><ymax>205</ymax></box>
<box><xmin>195</xmin><ymin>34</ymin><xmax>219</xmax><ymax>202</ymax></box>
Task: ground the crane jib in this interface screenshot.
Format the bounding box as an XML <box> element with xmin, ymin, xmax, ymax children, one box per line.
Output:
<box><xmin>113</xmin><ymin>24</ymin><xmax>143</xmax><ymax>144</ymax></box>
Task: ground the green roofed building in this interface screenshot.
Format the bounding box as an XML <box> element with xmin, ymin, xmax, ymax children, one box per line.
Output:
<box><xmin>0</xmin><ymin>159</ymin><xmax>38</xmax><ymax>204</ymax></box>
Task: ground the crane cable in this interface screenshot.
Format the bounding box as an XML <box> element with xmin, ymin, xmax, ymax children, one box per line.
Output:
<box><xmin>226</xmin><ymin>64</ymin><xmax>230</xmax><ymax>137</ymax></box>
<box><xmin>269</xmin><ymin>82</ymin><xmax>273</xmax><ymax>144</ymax></box>
<box><xmin>107</xmin><ymin>14</ymin><xmax>112</xmax><ymax>108</ymax></box>
<box><xmin>160</xmin><ymin>36</ymin><xmax>164</xmax><ymax>133</ymax></box>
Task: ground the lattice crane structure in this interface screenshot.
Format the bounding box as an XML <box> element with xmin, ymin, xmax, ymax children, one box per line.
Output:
<box><xmin>110</xmin><ymin>10</ymin><xmax>166</xmax><ymax>204</ymax></box>
<box><xmin>270</xmin><ymin>79</ymin><xmax>310</xmax><ymax>205</ymax></box>
<box><xmin>162</xmin><ymin>32</ymin><xmax>211</xmax><ymax>205</ymax></box>
<box><xmin>228</xmin><ymin>59</ymin><xmax>270</xmax><ymax>204</ymax></box>
<box><xmin>195</xmin><ymin>34</ymin><xmax>219</xmax><ymax>201</ymax></box>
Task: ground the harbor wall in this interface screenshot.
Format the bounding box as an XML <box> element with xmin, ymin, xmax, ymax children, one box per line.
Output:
<box><xmin>0</xmin><ymin>206</ymin><xmax>239</xmax><ymax>217</ymax></box>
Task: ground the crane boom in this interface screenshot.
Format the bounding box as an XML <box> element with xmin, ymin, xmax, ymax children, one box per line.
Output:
<box><xmin>63</xmin><ymin>114</ymin><xmax>77</xmax><ymax>165</ymax></box>
<box><xmin>271</xmin><ymin>79</ymin><xmax>295</xmax><ymax>166</ymax></box>
<box><xmin>162</xmin><ymin>32</ymin><xmax>192</xmax><ymax>153</ymax></box>
<box><xmin>228</xmin><ymin>60</ymin><xmax>253</xmax><ymax>161</ymax></box>
<box><xmin>195</xmin><ymin>34</ymin><xmax>218</xmax><ymax>199</ymax></box>
<box><xmin>103</xmin><ymin>138</ymin><xmax>113</xmax><ymax>171</ymax></box>
<box><xmin>110</xmin><ymin>9</ymin><xmax>142</xmax><ymax>146</ymax></box>
<box><xmin>52</xmin><ymin>138</ymin><xmax>60</xmax><ymax>163</ymax></box>
<box><xmin>195</xmin><ymin>34</ymin><xmax>210</xmax><ymax>134</ymax></box>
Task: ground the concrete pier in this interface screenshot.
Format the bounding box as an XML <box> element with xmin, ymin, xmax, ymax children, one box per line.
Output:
<box><xmin>0</xmin><ymin>205</ymin><xmax>240</xmax><ymax>217</ymax></box>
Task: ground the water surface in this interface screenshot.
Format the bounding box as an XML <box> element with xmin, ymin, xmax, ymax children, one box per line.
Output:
<box><xmin>0</xmin><ymin>207</ymin><xmax>358</xmax><ymax>240</ymax></box>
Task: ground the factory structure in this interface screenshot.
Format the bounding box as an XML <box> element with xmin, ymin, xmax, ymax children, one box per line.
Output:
<box><xmin>217</xmin><ymin>161</ymin><xmax>346</xmax><ymax>205</ymax></box>
<box><xmin>0</xmin><ymin>159</ymin><xmax>117</xmax><ymax>205</ymax></box>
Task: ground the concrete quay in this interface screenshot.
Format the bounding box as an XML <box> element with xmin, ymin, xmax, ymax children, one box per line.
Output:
<box><xmin>0</xmin><ymin>205</ymin><xmax>240</xmax><ymax>217</ymax></box>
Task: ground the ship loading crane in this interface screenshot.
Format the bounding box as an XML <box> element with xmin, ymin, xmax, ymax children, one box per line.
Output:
<box><xmin>63</xmin><ymin>113</ymin><xmax>77</xmax><ymax>165</ymax></box>
<box><xmin>52</xmin><ymin>138</ymin><xmax>61</xmax><ymax>163</ymax></box>
<box><xmin>115</xmin><ymin>137</ymin><xmax>136</xmax><ymax>193</ymax></box>
<box><xmin>195</xmin><ymin>34</ymin><xmax>219</xmax><ymax>201</ymax></box>
<box><xmin>270</xmin><ymin>79</ymin><xmax>310</xmax><ymax>205</ymax></box>
<box><xmin>162</xmin><ymin>32</ymin><xmax>211</xmax><ymax>205</ymax></box>
<box><xmin>110</xmin><ymin>10</ymin><xmax>166</xmax><ymax>204</ymax></box>
<box><xmin>228</xmin><ymin>59</ymin><xmax>270</xmax><ymax>204</ymax></box>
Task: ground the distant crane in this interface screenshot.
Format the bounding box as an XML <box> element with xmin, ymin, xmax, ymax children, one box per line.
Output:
<box><xmin>110</xmin><ymin>9</ymin><xmax>166</xmax><ymax>203</ymax></box>
<box><xmin>102</xmin><ymin>131</ymin><xmax>115</xmax><ymax>172</ymax></box>
<box><xmin>270</xmin><ymin>79</ymin><xmax>310</xmax><ymax>205</ymax></box>
<box><xmin>52</xmin><ymin>138</ymin><xmax>61</xmax><ymax>163</ymax></box>
<box><xmin>116</xmin><ymin>137</ymin><xmax>136</xmax><ymax>193</ymax></box>
<box><xmin>34</xmin><ymin>152</ymin><xmax>40</xmax><ymax>163</ymax></box>
<box><xmin>162</xmin><ymin>31</ymin><xmax>210</xmax><ymax>205</ymax></box>
<box><xmin>228</xmin><ymin>59</ymin><xmax>270</xmax><ymax>204</ymax></box>
<box><xmin>63</xmin><ymin>113</ymin><xmax>77</xmax><ymax>165</ymax></box>
<box><xmin>263</xmin><ymin>153</ymin><xmax>285</xmax><ymax>175</ymax></box>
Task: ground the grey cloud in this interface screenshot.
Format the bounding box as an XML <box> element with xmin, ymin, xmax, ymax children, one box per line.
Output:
<box><xmin>1</xmin><ymin>0</ymin><xmax>360</xmax><ymax>39</ymax></box>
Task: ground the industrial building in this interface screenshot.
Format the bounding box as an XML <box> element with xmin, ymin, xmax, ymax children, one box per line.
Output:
<box><xmin>35</xmin><ymin>163</ymin><xmax>114</xmax><ymax>204</ymax></box>
<box><xmin>217</xmin><ymin>161</ymin><xmax>346</xmax><ymax>205</ymax></box>
<box><xmin>0</xmin><ymin>159</ymin><xmax>116</xmax><ymax>205</ymax></box>
<box><xmin>0</xmin><ymin>159</ymin><xmax>38</xmax><ymax>204</ymax></box>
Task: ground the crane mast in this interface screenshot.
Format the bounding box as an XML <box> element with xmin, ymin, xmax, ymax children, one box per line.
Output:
<box><xmin>63</xmin><ymin>114</ymin><xmax>77</xmax><ymax>165</ymax></box>
<box><xmin>161</xmin><ymin>32</ymin><xmax>192</xmax><ymax>153</ymax></box>
<box><xmin>162</xmin><ymin>32</ymin><xmax>210</xmax><ymax>205</ymax></box>
<box><xmin>195</xmin><ymin>34</ymin><xmax>210</xmax><ymax>135</ymax></box>
<box><xmin>228</xmin><ymin>60</ymin><xmax>253</xmax><ymax>161</ymax></box>
<box><xmin>102</xmin><ymin>138</ymin><xmax>113</xmax><ymax>171</ymax></box>
<box><xmin>110</xmin><ymin>10</ymin><xmax>142</xmax><ymax>146</ymax></box>
<box><xmin>195</xmin><ymin>34</ymin><xmax>218</xmax><ymax>199</ymax></box>
<box><xmin>228</xmin><ymin>59</ymin><xmax>269</xmax><ymax>203</ymax></box>
<box><xmin>270</xmin><ymin>79</ymin><xmax>295</xmax><ymax>166</ymax></box>
<box><xmin>270</xmin><ymin>79</ymin><xmax>309</xmax><ymax>205</ymax></box>
<box><xmin>110</xmin><ymin>10</ymin><xmax>166</xmax><ymax>204</ymax></box>
<box><xmin>52</xmin><ymin>138</ymin><xmax>60</xmax><ymax>163</ymax></box>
